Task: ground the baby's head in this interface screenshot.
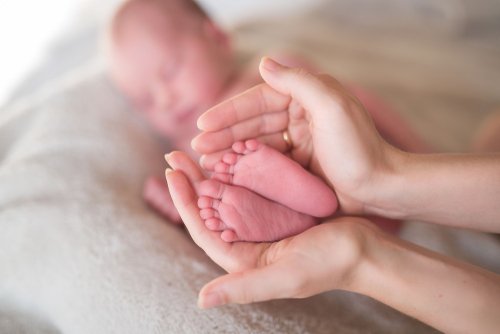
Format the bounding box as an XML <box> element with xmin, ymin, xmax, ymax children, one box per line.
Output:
<box><xmin>107</xmin><ymin>0</ymin><xmax>233</xmax><ymax>137</ymax></box>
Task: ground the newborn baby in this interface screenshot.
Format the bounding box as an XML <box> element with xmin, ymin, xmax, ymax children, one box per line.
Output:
<box><xmin>107</xmin><ymin>0</ymin><xmax>263</xmax><ymax>221</ymax></box>
<box><xmin>108</xmin><ymin>0</ymin><xmax>428</xmax><ymax>242</ymax></box>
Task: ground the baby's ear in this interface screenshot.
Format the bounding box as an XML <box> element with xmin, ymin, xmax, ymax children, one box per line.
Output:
<box><xmin>203</xmin><ymin>20</ymin><xmax>230</xmax><ymax>50</ymax></box>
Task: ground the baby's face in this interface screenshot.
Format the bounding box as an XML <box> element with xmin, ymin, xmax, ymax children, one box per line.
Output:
<box><xmin>110</xmin><ymin>19</ymin><xmax>232</xmax><ymax>138</ymax></box>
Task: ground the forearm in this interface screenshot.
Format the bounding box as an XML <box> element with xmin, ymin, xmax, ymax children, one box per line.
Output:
<box><xmin>370</xmin><ymin>151</ymin><xmax>500</xmax><ymax>232</ymax></box>
<box><xmin>351</xmin><ymin>231</ymin><xmax>500</xmax><ymax>334</ymax></box>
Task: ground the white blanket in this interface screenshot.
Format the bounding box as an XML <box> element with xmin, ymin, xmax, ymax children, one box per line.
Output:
<box><xmin>0</xmin><ymin>69</ymin><xmax>436</xmax><ymax>333</ymax></box>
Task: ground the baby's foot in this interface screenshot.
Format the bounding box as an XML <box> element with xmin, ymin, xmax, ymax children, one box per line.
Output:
<box><xmin>212</xmin><ymin>139</ymin><xmax>338</xmax><ymax>217</ymax></box>
<box><xmin>197</xmin><ymin>179</ymin><xmax>316</xmax><ymax>242</ymax></box>
<box><xmin>143</xmin><ymin>176</ymin><xmax>182</xmax><ymax>224</ymax></box>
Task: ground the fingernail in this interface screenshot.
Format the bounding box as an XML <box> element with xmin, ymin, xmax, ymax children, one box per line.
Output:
<box><xmin>190</xmin><ymin>137</ymin><xmax>198</xmax><ymax>150</ymax></box>
<box><xmin>199</xmin><ymin>155</ymin><xmax>206</xmax><ymax>167</ymax></box>
<box><xmin>261</xmin><ymin>57</ymin><xmax>284</xmax><ymax>72</ymax></box>
<box><xmin>199</xmin><ymin>291</ymin><xmax>224</xmax><ymax>309</ymax></box>
<box><xmin>164</xmin><ymin>152</ymin><xmax>172</xmax><ymax>163</ymax></box>
<box><xmin>196</xmin><ymin>117</ymin><xmax>205</xmax><ymax>130</ymax></box>
<box><xmin>165</xmin><ymin>168</ymin><xmax>174</xmax><ymax>176</ymax></box>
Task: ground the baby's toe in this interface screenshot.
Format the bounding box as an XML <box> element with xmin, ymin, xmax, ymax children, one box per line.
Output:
<box><xmin>205</xmin><ymin>218</ymin><xmax>225</xmax><ymax>231</ymax></box>
<box><xmin>211</xmin><ymin>172</ymin><xmax>232</xmax><ymax>184</ymax></box>
<box><xmin>244</xmin><ymin>139</ymin><xmax>260</xmax><ymax>152</ymax></box>
<box><xmin>231</xmin><ymin>141</ymin><xmax>247</xmax><ymax>154</ymax></box>
<box><xmin>198</xmin><ymin>179</ymin><xmax>226</xmax><ymax>200</ymax></box>
<box><xmin>199</xmin><ymin>208</ymin><xmax>218</xmax><ymax>219</ymax></box>
<box><xmin>222</xmin><ymin>152</ymin><xmax>239</xmax><ymax>165</ymax></box>
<box><xmin>197</xmin><ymin>196</ymin><xmax>221</xmax><ymax>209</ymax></box>
<box><xmin>221</xmin><ymin>229</ymin><xmax>239</xmax><ymax>242</ymax></box>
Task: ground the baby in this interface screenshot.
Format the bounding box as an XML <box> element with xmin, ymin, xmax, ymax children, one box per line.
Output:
<box><xmin>107</xmin><ymin>0</ymin><xmax>264</xmax><ymax>222</ymax></box>
<box><xmin>107</xmin><ymin>0</ymin><xmax>428</xmax><ymax>242</ymax></box>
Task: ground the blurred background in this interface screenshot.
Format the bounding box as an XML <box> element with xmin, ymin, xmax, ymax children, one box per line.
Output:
<box><xmin>0</xmin><ymin>0</ymin><xmax>320</xmax><ymax>106</ymax></box>
<box><xmin>2</xmin><ymin>0</ymin><xmax>499</xmax><ymax>150</ymax></box>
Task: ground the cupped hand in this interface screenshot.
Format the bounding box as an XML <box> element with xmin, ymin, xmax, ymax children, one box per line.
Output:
<box><xmin>192</xmin><ymin>58</ymin><xmax>399</xmax><ymax>215</ymax></box>
<box><xmin>165</xmin><ymin>151</ymin><xmax>377</xmax><ymax>308</ymax></box>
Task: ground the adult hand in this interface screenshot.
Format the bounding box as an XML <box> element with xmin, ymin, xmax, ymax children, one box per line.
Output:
<box><xmin>192</xmin><ymin>57</ymin><xmax>399</xmax><ymax>216</ymax></box>
<box><xmin>165</xmin><ymin>151</ymin><xmax>375</xmax><ymax>308</ymax></box>
<box><xmin>193</xmin><ymin>57</ymin><xmax>500</xmax><ymax>230</ymax></box>
<box><xmin>166</xmin><ymin>151</ymin><xmax>500</xmax><ymax>334</ymax></box>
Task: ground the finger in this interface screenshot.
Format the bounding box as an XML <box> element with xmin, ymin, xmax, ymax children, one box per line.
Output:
<box><xmin>259</xmin><ymin>57</ymin><xmax>344</xmax><ymax>127</ymax></box>
<box><xmin>165</xmin><ymin>169</ymin><xmax>232</xmax><ymax>259</ymax></box>
<box><xmin>198</xmin><ymin>259</ymin><xmax>303</xmax><ymax>308</ymax></box>
<box><xmin>192</xmin><ymin>111</ymin><xmax>288</xmax><ymax>154</ymax></box>
<box><xmin>197</xmin><ymin>83</ymin><xmax>291</xmax><ymax>132</ymax></box>
<box><xmin>165</xmin><ymin>151</ymin><xmax>205</xmax><ymax>183</ymax></box>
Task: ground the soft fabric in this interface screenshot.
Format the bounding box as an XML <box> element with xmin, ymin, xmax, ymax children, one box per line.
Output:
<box><xmin>0</xmin><ymin>70</ymin><xmax>434</xmax><ymax>333</ymax></box>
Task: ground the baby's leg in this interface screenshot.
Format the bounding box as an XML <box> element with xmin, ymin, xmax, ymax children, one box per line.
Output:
<box><xmin>143</xmin><ymin>176</ymin><xmax>182</xmax><ymax>224</ymax></box>
<box><xmin>212</xmin><ymin>140</ymin><xmax>338</xmax><ymax>217</ymax></box>
<box><xmin>197</xmin><ymin>179</ymin><xmax>316</xmax><ymax>242</ymax></box>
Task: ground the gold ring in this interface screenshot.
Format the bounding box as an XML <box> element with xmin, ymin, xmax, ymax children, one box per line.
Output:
<box><xmin>282</xmin><ymin>130</ymin><xmax>293</xmax><ymax>151</ymax></box>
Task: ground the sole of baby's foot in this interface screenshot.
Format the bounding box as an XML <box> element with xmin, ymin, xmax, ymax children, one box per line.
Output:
<box><xmin>211</xmin><ymin>139</ymin><xmax>338</xmax><ymax>217</ymax></box>
<box><xmin>143</xmin><ymin>176</ymin><xmax>182</xmax><ymax>224</ymax></box>
<box><xmin>197</xmin><ymin>179</ymin><xmax>316</xmax><ymax>242</ymax></box>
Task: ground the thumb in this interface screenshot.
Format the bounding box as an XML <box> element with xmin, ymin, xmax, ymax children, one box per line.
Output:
<box><xmin>259</xmin><ymin>57</ymin><xmax>343</xmax><ymax>125</ymax></box>
<box><xmin>198</xmin><ymin>260</ymin><xmax>304</xmax><ymax>308</ymax></box>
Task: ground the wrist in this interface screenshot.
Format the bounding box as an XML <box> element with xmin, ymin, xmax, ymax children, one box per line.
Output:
<box><xmin>348</xmin><ymin>222</ymin><xmax>500</xmax><ymax>334</ymax></box>
<box><xmin>329</xmin><ymin>219</ymin><xmax>384</xmax><ymax>293</ymax></box>
<box><xmin>362</xmin><ymin>145</ymin><xmax>415</xmax><ymax>219</ymax></box>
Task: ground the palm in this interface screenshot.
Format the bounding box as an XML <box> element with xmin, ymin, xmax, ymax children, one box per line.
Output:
<box><xmin>285</xmin><ymin>100</ymin><xmax>315</xmax><ymax>169</ymax></box>
<box><xmin>194</xmin><ymin>79</ymin><xmax>389</xmax><ymax>214</ymax></box>
<box><xmin>166</xmin><ymin>150</ymin><xmax>272</xmax><ymax>272</ymax></box>
<box><xmin>166</xmin><ymin>150</ymin><xmax>357</xmax><ymax>279</ymax></box>
<box><xmin>286</xmin><ymin>74</ymin><xmax>388</xmax><ymax>190</ymax></box>
<box><xmin>166</xmin><ymin>151</ymin><xmax>378</xmax><ymax>305</ymax></box>
<box><xmin>199</xmin><ymin>228</ymin><xmax>271</xmax><ymax>274</ymax></box>
<box><xmin>193</xmin><ymin>85</ymin><xmax>318</xmax><ymax>174</ymax></box>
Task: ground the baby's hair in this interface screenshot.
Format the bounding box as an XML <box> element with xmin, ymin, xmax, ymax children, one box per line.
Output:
<box><xmin>107</xmin><ymin>0</ymin><xmax>209</xmax><ymax>40</ymax></box>
<box><xmin>111</xmin><ymin>0</ymin><xmax>208</xmax><ymax>26</ymax></box>
<box><xmin>103</xmin><ymin>0</ymin><xmax>210</xmax><ymax>68</ymax></box>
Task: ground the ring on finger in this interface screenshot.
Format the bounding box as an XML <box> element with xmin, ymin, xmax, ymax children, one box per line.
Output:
<box><xmin>282</xmin><ymin>130</ymin><xmax>293</xmax><ymax>151</ymax></box>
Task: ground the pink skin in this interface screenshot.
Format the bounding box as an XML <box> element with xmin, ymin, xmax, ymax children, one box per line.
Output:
<box><xmin>109</xmin><ymin>6</ymin><xmax>234</xmax><ymax>144</ymax></box>
<box><xmin>198</xmin><ymin>89</ymin><xmax>428</xmax><ymax>240</ymax></box>
<box><xmin>108</xmin><ymin>2</ymin><xmax>247</xmax><ymax>222</ymax></box>
<box><xmin>212</xmin><ymin>139</ymin><xmax>338</xmax><ymax>217</ymax></box>
<box><xmin>202</xmin><ymin>140</ymin><xmax>401</xmax><ymax>241</ymax></box>
<box><xmin>197</xmin><ymin>179</ymin><xmax>316</xmax><ymax>242</ymax></box>
<box><xmin>108</xmin><ymin>2</ymin><xmax>427</xmax><ymax>235</ymax></box>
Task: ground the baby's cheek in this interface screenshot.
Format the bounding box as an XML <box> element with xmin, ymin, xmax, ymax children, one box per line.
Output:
<box><xmin>194</xmin><ymin>67</ymin><xmax>224</xmax><ymax>95</ymax></box>
<box><xmin>147</xmin><ymin>109</ymin><xmax>177</xmax><ymax>136</ymax></box>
